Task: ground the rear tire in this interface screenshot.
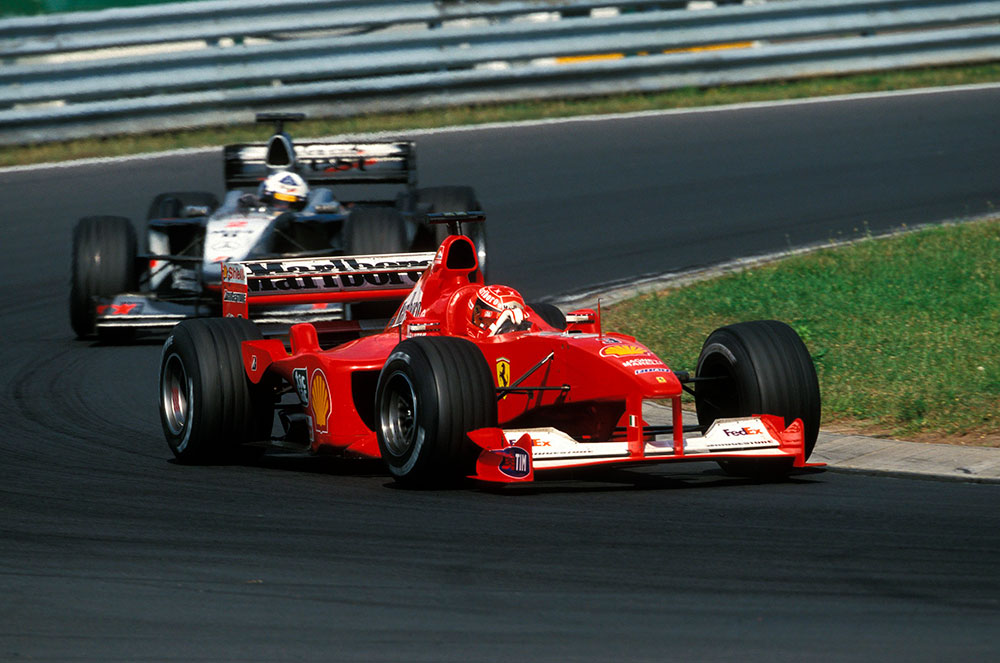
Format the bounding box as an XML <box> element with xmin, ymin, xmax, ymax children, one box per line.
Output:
<box><xmin>346</xmin><ymin>206</ymin><xmax>407</xmax><ymax>255</ymax></box>
<box><xmin>345</xmin><ymin>207</ymin><xmax>409</xmax><ymax>319</ymax></box>
<box><xmin>69</xmin><ymin>215</ymin><xmax>138</xmax><ymax>339</ymax></box>
<box><xmin>695</xmin><ymin>320</ymin><xmax>821</xmax><ymax>479</ymax></box>
<box><xmin>375</xmin><ymin>337</ymin><xmax>497</xmax><ymax>486</ymax></box>
<box><xmin>159</xmin><ymin>318</ymin><xmax>273</xmax><ymax>463</ymax></box>
<box><xmin>414</xmin><ymin>186</ymin><xmax>487</xmax><ymax>278</ymax></box>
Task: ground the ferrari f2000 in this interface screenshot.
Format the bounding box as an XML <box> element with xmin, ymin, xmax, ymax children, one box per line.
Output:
<box><xmin>158</xmin><ymin>215</ymin><xmax>822</xmax><ymax>486</ymax></box>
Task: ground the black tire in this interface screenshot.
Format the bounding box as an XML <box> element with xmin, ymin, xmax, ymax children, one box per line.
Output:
<box><xmin>414</xmin><ymin>186</ymin><xmax>488</xmax><ymax>278</ymax></box>
<box><xmin>346</xmin><ymin>206</ymin><xmax>408</xmax><ymax>254</ymax></box>
<box><xmin>69</xmin><ymin>215</ymin><xmax>138</xmax><ymax>339</ymax></box>
<box><xmin>159</xmin><ymin>318</ymin><xmax>273</xmax><ymax>464</ymax></box>
<box><xmin>345</xmin><ymin>207</ymin><xmax>409</xmax><ymax>319</ymax></box>
<box><xmin>529</xmin><ymin>302</ymin><xmax>567</xmax><ymax>331</ymax></box>
<box><xmin>695</xmin><ymin>320</ymin><xmax>821</xmax><ymax>478</ymax></box>
<box><xmin>375</xmin><ymin>337</ymin><xmax>497</xmax><ymax>486</ymax></box>
<box><xmin>147</xmin><ymin>191</ymin><xmax>218</xmax><ymax>221</ymax></box>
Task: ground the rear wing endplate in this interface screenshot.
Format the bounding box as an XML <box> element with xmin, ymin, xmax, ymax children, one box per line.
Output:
<box><xmin>222</xmin><ymin>253</ymin><xmax>435</xmax><ymax>319</ymax></box>
<box><xmin>223</xmin><ymin>141</ymin><xmax>416</xmax><ymax>188</ymax></box>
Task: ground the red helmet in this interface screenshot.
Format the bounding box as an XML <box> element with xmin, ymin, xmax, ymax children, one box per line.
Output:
<box><xmin>468</xmin><ymin>285</ymin><xmax>529</xmax><ymax>337</ymax></box>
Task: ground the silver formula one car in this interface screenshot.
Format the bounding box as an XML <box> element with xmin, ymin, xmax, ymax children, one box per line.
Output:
<box><xmin>69</xmin><ymin>112</ymin><xmax>485</xmax><ymax>340</ymax></box>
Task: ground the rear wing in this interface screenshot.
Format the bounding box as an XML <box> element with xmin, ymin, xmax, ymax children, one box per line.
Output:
<box><xmin>222</xmin><ymin>252</ymin><xmax>435</xmax><ymax>318</ymax></box>
<box><xmin>223</xmin><ymin>141</ymin><xmax>416</xmax><ymax>189</ymax></box>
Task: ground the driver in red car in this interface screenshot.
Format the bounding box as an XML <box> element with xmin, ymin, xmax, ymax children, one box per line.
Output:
<box><xmin>467</xmin><ymin>285</ymin><xmax>533</xmax><ymax>338</ymax></box>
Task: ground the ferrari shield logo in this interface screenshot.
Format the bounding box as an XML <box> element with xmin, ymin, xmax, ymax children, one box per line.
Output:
<box><xmin>496</xmin><ymin>358</ymin><xmax>511</xmax><ymax>388</ymax></box>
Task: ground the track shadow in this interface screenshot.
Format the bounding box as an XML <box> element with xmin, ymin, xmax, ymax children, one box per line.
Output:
<box><xmin>170</xmin><ymin>447</ymin><xmax>826</xmax><ymax>495</ymax></box>
<box><xmin>471</xmin><ymin>463</ymin><xmax>826</xmax><ymax>495</ymax></box>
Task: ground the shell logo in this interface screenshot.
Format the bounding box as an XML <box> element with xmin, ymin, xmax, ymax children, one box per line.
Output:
<box><xmin>600</xmin><ymin>344</ymin><xmax>648</xmax><ymax>358</ymax></box>
<box><xmin>310</xmin><ymin>369</ymin><xmax>332</xmax><ymax>434</ymax></box>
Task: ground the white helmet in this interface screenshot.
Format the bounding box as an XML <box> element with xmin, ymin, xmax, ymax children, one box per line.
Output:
<box><xmin>259</xmin><ymin>170</ymin><xmax>308</xmax><ymax>211</ymax></box>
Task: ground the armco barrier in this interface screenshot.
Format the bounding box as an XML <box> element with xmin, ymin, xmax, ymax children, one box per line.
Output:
<box><xmin>1</xmin><ymin>0</ymin><xmax>998</xmax><ymax>145</ymax></box>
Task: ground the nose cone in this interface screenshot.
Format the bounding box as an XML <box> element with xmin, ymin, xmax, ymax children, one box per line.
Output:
<box><xmin>597</xmin><ymin>340</ymin><xmax>682</xmax><ymax>397</ymax></box>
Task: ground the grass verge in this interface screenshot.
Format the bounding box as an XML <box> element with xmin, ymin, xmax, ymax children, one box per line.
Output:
<box><xmin>3</xmin><ymin>61</ymin><xmax>1000</xmax><ymax>168</ymax></box>
<box><xmin>602</xmin><ymin>218</ymin><xmax>1000</xmax><ymax>446</ymax></box>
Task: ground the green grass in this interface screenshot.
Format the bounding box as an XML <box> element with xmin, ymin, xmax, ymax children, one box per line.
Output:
<box><xmin>603</xmin><ymin>219</ymin><xmax>1000</xmax><ymax>444</ymax></box>
<box><xmin>3</xmin><ymin>61</ymin><xmax>1000</xmax><ymax>168</ymax></box>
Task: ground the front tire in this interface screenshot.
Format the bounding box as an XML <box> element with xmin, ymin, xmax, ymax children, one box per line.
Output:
<box><xmin>375</xmin><ymin>337</ymin><xmax>497</xmax><ymax>486</ymax></box>
<box><xmin>695</xmin><ymin>320</ymin><xmax>821</xmax><ymax>478</ymax></box>
<box><xmin>69</xmin><ymin>215</ymin><xmax>138</xmax><ymax>339</ymax></box>
<box><xmin>159</xmin><ymin>318</ymin><xmax>273</xmax><ymax>463</ymax></box>
<box><xmin>529</xmin><ymin>302</ymin><xmax>567</xmax><ymax>331</ymax></box>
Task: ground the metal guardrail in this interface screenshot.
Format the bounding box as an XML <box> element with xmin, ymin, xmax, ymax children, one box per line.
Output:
<box><xmin>1</xmin><ymin>0</ymin><xmax>998</xmax><ymax>145</ymax></box>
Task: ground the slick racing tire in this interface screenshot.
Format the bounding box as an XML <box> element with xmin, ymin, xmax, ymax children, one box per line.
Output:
<box><xmin>159</xmin><ymin>318</ymin><xmax>273</xmax><ymax>464</ymax></box>
<box><xmin>69</xmin><ymin>215</ymin><xmax>138</xmax><ymax>339</ymax></box>
<box><xmin>146</xmin><ymin>191</ymin><xmax>219</xmax><ymax>220</ymax></box>
<box><xmin>528</xmin><ymin>302</ymin><xmax>567</xmax><ymax>331</ymax></box>
<box><xmin>414</xmin><ymin>186</ymin><xmax>488</xmax><ymax>278</ymax></box>
<box><xmin>345</xmin><ymin>207</ymin><xmax>409</xmax><ymax>320</ymax></box>
<box><xmin>375</xmin><ymin>337</ymin><xmax>497</xmax><ymax>486</ymax></box>
<box><xmin>694</xmin><ymin>320</ymin><xmax>821</xmax><ymax>479</ymax></box>
<box><xmin>346</xmin><ymin>206</ymin><xmax>407</xmax><ymax>254</ymax></box>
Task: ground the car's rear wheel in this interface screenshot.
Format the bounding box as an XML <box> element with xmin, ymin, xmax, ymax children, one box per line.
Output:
<box><xmin>344</xmin><ymin>206</ymin><xmax>409</xmax><ymax>319</ymax></box>
<box><xmin>159</xmin><ymin>318</ymin><xmax>273</xmax><ymax>463</ymax></box>
<box><xmin>414</xmin><ymin>186</ymin><xmax>487</xmax><ymax>277</ymax></box>
<box><xmin>695</xmin><ymin>320</ymin><xmax>821</xmax><ymax>479</ymax></box>
<box><xmin>346</xmin><ymin>206</ymin><xmax>407</xmax><ymax>255</ymax></box>
<box><xmin>69</xmin><ymin>215</ymin><xmax>138</xmax><ymax>339</ymax></box>
<box><xmin>375</xmin><ymin>337</ymin><xmax>497</xmax><ymax>486</ymax></box>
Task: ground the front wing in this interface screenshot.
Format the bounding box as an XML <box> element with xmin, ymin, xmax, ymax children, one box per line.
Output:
<box><xmin>469</xmin><ymin>415</ymin><xmax>823</xmax><ymax>483</ymax></box>
<box><xmin>93</xmin><ymin>292</ymin><xmax>345</xmax><ymax>335</ymax></box>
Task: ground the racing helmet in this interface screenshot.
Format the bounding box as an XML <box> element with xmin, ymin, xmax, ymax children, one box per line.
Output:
<box><xmin>468</xmin><ymin>285</ymin><xmax>531</xmax><ymax>338</ymax></box>
<box><xmin>259</xmin><ymin>170</ymin><xmax>309</xmax><ymax>211</ymax></box>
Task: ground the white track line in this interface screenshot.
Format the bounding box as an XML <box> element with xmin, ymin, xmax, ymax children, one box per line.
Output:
<box><xmin>5</xmin><ymin>82</ymin><xmax>1000</xmax><ymax>174</ymax></box>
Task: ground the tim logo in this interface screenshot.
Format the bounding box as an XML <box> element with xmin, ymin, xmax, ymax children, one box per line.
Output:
<box><xmin>497</xmin><ymin>446</ymin><xmax>530</xmax><ymax>479</ymax></box>
<box><xmin>724</xmin><ymin>426</ymin><xmax>763</xmax><ymax>437</ymax></box>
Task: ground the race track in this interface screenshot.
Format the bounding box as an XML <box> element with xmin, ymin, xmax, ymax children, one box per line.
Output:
<box><xmin>1</xmin><ymin>86</ymin><xmax>999</xmax><ymax>661</ymax></box>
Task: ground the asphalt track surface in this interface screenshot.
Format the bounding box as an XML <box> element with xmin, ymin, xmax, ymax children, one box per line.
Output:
<box><xmin>2</xmin><ymin>86</ymin><xmax>999</xmax><ymax>661</ymax></box>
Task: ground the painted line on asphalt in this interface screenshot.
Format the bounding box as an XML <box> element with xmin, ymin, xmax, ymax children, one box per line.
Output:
<box><xmin>5</xmin><ymin>81</ymin><xmax>1000</xmax><ymax>175</ymax></box>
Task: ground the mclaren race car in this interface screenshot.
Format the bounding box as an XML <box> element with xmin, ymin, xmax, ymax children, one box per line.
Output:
<box><xmin>157</xmin><ymin>213</ymin><xmax>823</xmax><ymax>486</ymax></box>
<box><xmin>70</xmin><ymin>112</ymin><xmax>485</xmax><ymax>340</ymax></box>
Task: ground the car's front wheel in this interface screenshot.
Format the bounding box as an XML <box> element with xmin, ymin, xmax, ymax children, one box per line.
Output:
<box><xmin>528</xmin><ymin>302</ymin><xmax>567</xmax><ymax>331</ymax></box>
<box><xmin>375</xmin><ymin>337</ymin><xmax>497</xmax><ymax>486</ymax></box>
<box><xmin>695</xmin><ymin>320</ymin><xmax>821</xmax><ymax>478</ymax></box>
<box><xmin>69</xmin><ymin>215</ymin><xmax>138</xmax><ymax>339</ymax></box>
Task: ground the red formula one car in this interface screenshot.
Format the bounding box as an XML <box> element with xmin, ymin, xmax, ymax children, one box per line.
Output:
<box><xmin>158</xmin><ymin>215</ymin><xmax>822</xmax><ymax>485</ymax></box>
